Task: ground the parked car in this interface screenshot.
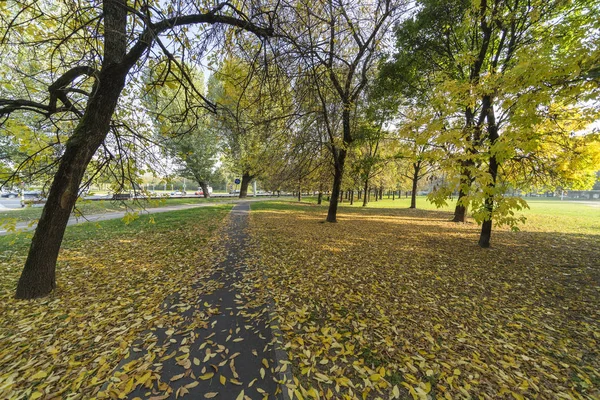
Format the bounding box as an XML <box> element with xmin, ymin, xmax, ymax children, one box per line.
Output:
<box><xmin>1</xmin><ymin>190</ymin><xmax>19</xmax><ymax>198</ymax></box>
<box><xmin>195</xmin><ymin>186</ymin><xmax>213</xmax><ymax>196</ymax></box>
<box><xmin>170</xmin><ymin>191</ymin><xmax>186</xmax><ymax>196</ymax></box>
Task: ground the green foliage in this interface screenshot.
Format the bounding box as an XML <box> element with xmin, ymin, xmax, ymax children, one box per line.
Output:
<box><xmin>379</xmin><ymin>0</ymin><xmax>600</xmax><ymax>237</ymax></box>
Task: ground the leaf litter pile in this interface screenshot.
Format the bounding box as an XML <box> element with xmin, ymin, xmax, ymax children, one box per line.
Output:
<box><xmin>0</xmin><ymin>206</ymin><xmax>239</xmax><ymax>399</ymax></box>
<box><xmin>248</xmin><ymin>203</ymin><xmax>600</xmax><ymax>399</ymax></box>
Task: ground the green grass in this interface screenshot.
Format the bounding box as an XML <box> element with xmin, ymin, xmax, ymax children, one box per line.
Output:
<box><xmin>253</xmin><ymin>196</ymin><xmax>600</xmax><ymax>235</ymax></box>
<box><xmin>0</xmin><ymin>196</ymin><xmax>236</xmax><ymax>223</ymax></box>
<box><xmin>0</xmin><ymin>204</ymin><xmax>233</xmax><ymax>253</ymax></box>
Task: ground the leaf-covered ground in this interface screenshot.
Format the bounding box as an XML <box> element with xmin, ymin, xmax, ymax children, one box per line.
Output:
<box><xmin>248</xmin><ymin>202</ymin><xmax>600</xmax><ymax>399</ymax></box>
<box><xmin>0</xmin><ymin>206</ymin><xmax>233</xmax><ymax>399</ymax></box>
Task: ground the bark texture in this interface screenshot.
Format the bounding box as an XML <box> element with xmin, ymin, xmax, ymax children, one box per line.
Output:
<box><xmin>410</xmin><ymin>162</ymin><xmax>420</xmax><ymax>209</ymax></box>
<box><xmin>326</xmin><ymin>148</ymin><xmax>346</xmax><ymax>222</ymax></box>
<box><xmin>239</xmin><ymin>172</ymin><xmax>252</xmax><ymax>198</ymax></box>
<box><xmin>479</xmin><ymin>99</ymin><xmax>499</xmax><ymax>248</ymax></box>
<box><xmin>16</xmin><ymin>0</ymin><xmax>129</xmax><ymax>299</ymax></box>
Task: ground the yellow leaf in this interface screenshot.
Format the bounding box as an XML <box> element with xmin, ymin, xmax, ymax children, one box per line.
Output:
<box><xmin>204</xmin><ymin>393</ymin><xmax>218</xmax><ymax>398</ymax></box>
<box><xmin>199</xmin><ymin>372</ymin><xmax>215</xmax><ymax>380</ymax></box>
<box><xmin>186</xmin><ymin>381</ymin><xmax>199</xmax><ymax>389</ymax></box>
<box><xmin>236</xmin><ymin>389</ymin><xmax>245</xmax><ymax>400</ymax></box>
<box><xmin>511</xmin><ymin>392</ymin><xmax>525</xmax><ymax>400</ymax></box>
<box><xmin>170</xmin><ymin>373</ymin><xmax>185</xmax><ymax>382</ymax></box>
<box><xmin>31</xmin><ymin>371</ymin><xmax>48</xmax><ymax>380</ymax></box>
<box><xmin>220</xmin><ymin>375</ymin><xmax>226</xmax><ymax>385</ymax></box>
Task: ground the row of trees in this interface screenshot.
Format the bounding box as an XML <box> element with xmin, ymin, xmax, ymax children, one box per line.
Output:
<box><xmin>1</xmin><ymin>0</ymin><xmax>599</xmax><ymax>298</ymax></box>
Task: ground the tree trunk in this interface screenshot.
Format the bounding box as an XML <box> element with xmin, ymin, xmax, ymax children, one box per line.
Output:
<box><xmin>362</xmin><ymin>180</ymin><xmax>369</xmax><ymax>207</ymax></box>
<box><xmin>326</xmin><ymin>105</ymin><xmax>353</xmax><ymax>223</ymax></box>
<box><xmin>452</xmin><ymin>165</ymin><xmax>470</xmax><ymax>222</ymax></box>
<box><xmin>326</xmin><ymin>148</ymin><xmax>346</xmax><ymax>223</ymax></box>
<box><xmin>317</xmin><ymin>191</ymin><xmax>322</xmax><ymax>205</ymax></box>
<box><xmin>392</xmin><ymin>190</ymin><xmax>395</xmax><ymax>200</ymax></box>
<box><xmin>378</xmin><ymin>187</ymin><xmax>383</xmax><ymax>200</ymax></box>
<box><xmin>453</xmin><ymin>105</ymin><xmax>479</xmax><ymax>223</ymax></box>
<box><xmin>239</xmin><ymin>172</ymin><xmax>252</xmax><ymax>198</ymax></box>
<box><xmin>199</xmin><ymin>181</ymin><xmax>210</xmax><ymax>198</ymax></box>
<box><xmin>16</xmin><ymin>2</ymin><xmax>129</xmax><ymax>299</ymax></box>
<box><xmin>479</xmin><ymin>101</ymin><xmax>499</xmax><ymax>248</ymax></box>
<box><xmin>410</xmin><ymin>163</ymin><xmax>420</xmax><ymax>209</ymax></box>
<box><xmin>349</xmin><ymin>190</ymin><xmax>354</xmax><ymax>205</ymax></box>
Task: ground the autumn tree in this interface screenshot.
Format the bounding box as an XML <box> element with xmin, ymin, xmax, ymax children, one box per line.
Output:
<box><xmin>395</xmin><ymin>107</ymin><xmax>443</xmax><ymax>209</ymax></box>
<box><xmin>143</xmin><ymin>68</ymin><xmax>218</xmax><ymax>198</ymax></box>
<box><xmin>273</xmin><ymin>0</ymin><xmax>405</xmax><ymax>222</ymax></box>
<box><xmin>381</xmin><ymin>0</ymin><xmax>600</xmax><ymax>246</ymax></box>
<box><xmin>0</xmin><ymin>0</ymin><xmax>274</xmax><ymax>299</ymax></box>
<box><xmin>208</xmin><ymin>55</ymin><xmax>293</xmax><ymax>198</ymax></box>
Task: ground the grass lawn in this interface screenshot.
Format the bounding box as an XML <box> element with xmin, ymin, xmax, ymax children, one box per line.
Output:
<box><xmin>0</xmin><ymin>196</ymin><xmax>236</xmax><ymax>224</ymax></box>
<box><xmin>302</xmin><ymin>195</ymin><xmax>600</xmax><ymax>235</ymax></box>
<box><xmin>248</xmin><ymin>199</ymin><xmax>600</xmax><ymax>399</ymax></box>
<box><xmin>0</xmin><ymin>205</ymin><xmax>232</xmax><ymax>399</ymax></box>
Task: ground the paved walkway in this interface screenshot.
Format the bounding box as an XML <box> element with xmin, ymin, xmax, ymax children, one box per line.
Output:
<box><xmin>0</xmin><ymin>198</ymin><xmax>275</xmax><ymax>236</ymax></box>
<box><xmin>116</xmin><ymin>202</ymin><xmax>291</xmax><ymax>399</ymax></box>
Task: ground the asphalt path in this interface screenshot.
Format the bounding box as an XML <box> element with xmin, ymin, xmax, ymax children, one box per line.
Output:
<box><xmin>0</xmin><ymin>198</ymin><xmax>276</xmax><ymax>236</ymax></box>
<box><xmin>125</xmin><ymin>202</ymin><xmax>291</xmax><ymax>399</ymax></box>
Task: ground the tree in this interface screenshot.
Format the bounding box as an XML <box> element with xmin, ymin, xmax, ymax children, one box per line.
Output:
<box><xmin>0</xmin><ymin>0</ymin><xmax>274</xmax><ymax>299</ymax></box>
<box><xmin>396</xmin><ymin>107</ymin><xmax>442</xmax><ymax>209</ymax></box>
<box><xmin>381</xmin><ymin>0</ymin><xmax>600</xmax><ymax>246</ymax></box>
<box><xmin>275</xmin><ymin>0</ymin><xmax>404</xmax><ymax>222</ymax></box>
<box><xmin>208</xmin><ymin>54</ymin><xmax>294</xmax><ymax>198</ymax></box>
<box><xmin>145</xmin><ymin>68</ymin><xmax>219</xmax><ymax>198</ymax></box>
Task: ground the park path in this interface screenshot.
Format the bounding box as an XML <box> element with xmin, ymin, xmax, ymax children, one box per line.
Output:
<box><xmin>0</xmin><ymin>198</ymin><xmax>274</xmax><ymax>236</ymax></box>
<box><xmin>119</xmin><ymin>202</ymin><xmax>292</xmax><ymax>399</ymax></box>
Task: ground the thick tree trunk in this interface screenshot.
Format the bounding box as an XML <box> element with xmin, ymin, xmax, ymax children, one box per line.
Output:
<box><xmin>199</xmin><ymin>181</ymin><xmax>210</xmax><ymax>198</ymax></box>
<box><xmin>362</xmin><ymin>180</ymin><xmax>369</xmax><ymax>207</ymax></box>
<box><xmin>479</xmin><ymin>102</ymin><xmax>499</xmax><ymax>248</ymax></box>
<box><xmin>326</xmin><ymin>105</ymin><xmax>353</xmax><ymax>223</ymax></box>
<box><xmin>317</xmin><ymin>191</ymin><xmax>322</xmax><ymax>205</ymax></box>
<box><xmin>349</xmin><ymin>190</ymin><xmax>354</xmax><ymax>205</ymax></box>
<box><xmin>16</xmin><ymin>14</ymin><xmax>129</xmax><ymax>299</ymax></box>
<box><xmin>452</xmin><ymin>166</ymin><xmax>470</xmax><ymax>222</ymax></box>
<box><xmin>239</xmin><ymin>172</ymin><xmax>252</xmax><ymax>198</ymax></box>
<box><xmin>326</xmin><ymin>148</ymin><xmax>346</xmax><ymax>222</ymax></box>
<box><xmin>410</xmin><ymin>163</ymin><xmax>420</xmax><ymax>209</ymax></box>
<box><xmin>379</xmin><ymin>187</ymin><xmax>383</xmax><ymax>200</ymax></box>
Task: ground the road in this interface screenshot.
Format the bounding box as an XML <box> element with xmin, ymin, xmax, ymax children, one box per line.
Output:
<box><xmin>0</xmin><ymin>198</ymin><xmax>275</xmax><ymax>236</ymax></box>
<box><xmin>0</xmin><ymin>193</ymin><xmax>283</xmax><ymax>210</ymax></box>
<box><xmin>0</xmin><ymin>197</ymin><xmax>21</xmax><ymax>210</ymax></box>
